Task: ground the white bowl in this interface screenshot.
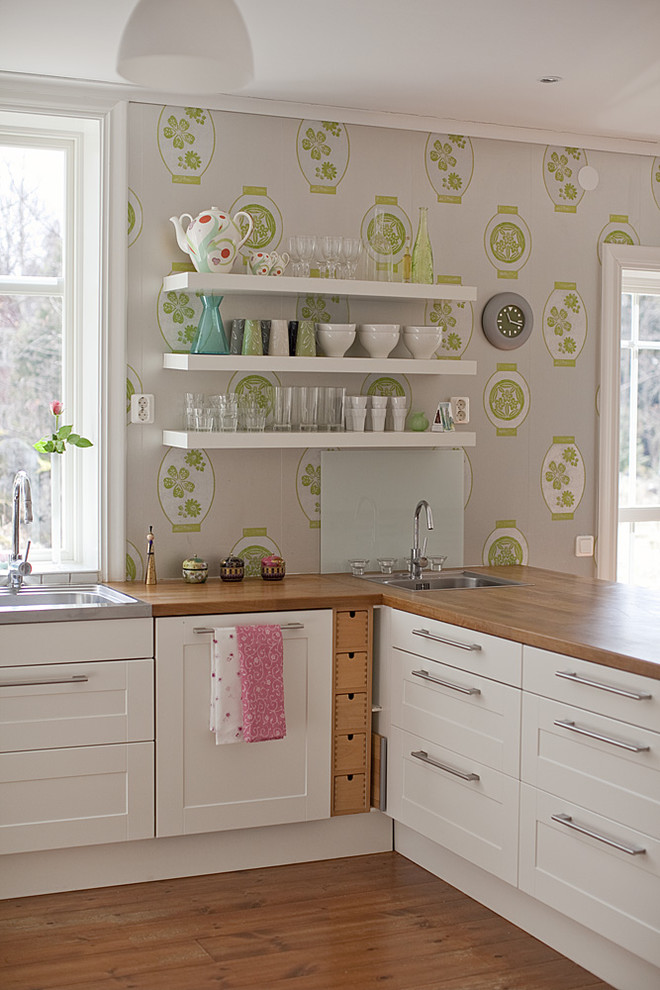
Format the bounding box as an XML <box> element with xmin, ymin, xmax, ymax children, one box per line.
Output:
<box><xmin>357</xmin><ymin>324</ymin><xmax>400</xmax><ymax>358</ymax></box>
<box><xmin>316</xmin><ymin>323</ymin><xmax>356</xmax><ymax>358</ymax></box>
<box><xmin>403</xmin><ymin>325</ymin><xmax>442</xmax><ymax>359</ymax></box>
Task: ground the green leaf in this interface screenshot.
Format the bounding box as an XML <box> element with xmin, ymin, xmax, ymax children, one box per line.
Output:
<box><xmin>74</xmin><ymin>437</ymin><xmax>93</xmax><ymax>447</ymax></box>
<box><xmin>67</xmin><ymin>433</ymin><xmax>80</xmax><ymax>444</ymax></box>
<box><xmin>57</xmin><ymin>425</ymin><xmax>73</xmax><ymax>439</ymax></box>
<box><xmin>34</xmin><ymin>439</ymin><xmax>53</xmax><ymax>453</ymax></box>
<box><xmin>54</xmin><ymin>440</ymin><xmax>66</xmax><ymax>453</ymax></box>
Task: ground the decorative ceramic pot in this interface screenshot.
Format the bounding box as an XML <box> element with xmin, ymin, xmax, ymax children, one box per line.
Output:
<box><xmin>261</xmin><ymin>555</ymin><xmax>286</xmax><ymax>581</ymax></box>
<box><xmin>170</xmin><ymin>207</ymin><xmax>254</xmax><ymax>274</ymax></box>
<box><xmin>182</xmin><ymin>554</ymin><xmax>208</xmax><ymax>583</ymax></box>
<box><xmin>220</xmin><ymin>556</ymin><xmax>245</xmax><ymax>582</ymax></box>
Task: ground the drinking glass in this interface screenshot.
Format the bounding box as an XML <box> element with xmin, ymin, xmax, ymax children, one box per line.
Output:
<box><xmin>295</xmin><ymin>234</ymin><xmax>317</xmax><ymax>277</ymax></box>
<box><xmin>340</xmin><ymin>237</ymin><xmax>363</xmax><ymax>279</ymax></box>
<box><xmin>348</xmin><ymin>558</ymin><xmax>369</xmax><ymax>576</ymax></box>
<box><xmin>320</xmin><ymin>234</ymin><xmax>342</xmax><ymax>278</ymax></box>
<box><xmin>272</xmin><ymin>386</ymin><xmax>293</xmax><ymax>431</ymax></box>
<box><xmin>239</xmin><ymin>393</ymin><xmax>266</xmax><ymax>431</ymax></box>
<box><xmin>287</xmin><ymin>235</ymin><xmax>303</xmax><ymax>277</ymax></box>
<box><xmin>218</xmin><ymin>394</ymin><xmax>238</xmax><ymax>432</ymax></box>
<box><xmin>184</xmin><ymin>393</ymin><xmax>205</xmax><ymax>429</ymax></box>
<box><xmin>320</xmin><ymin>386</ymin><xmax>345</xmax><ymax>431</ymax></box>
<box><xmin>299</xmin><ymin>386</ymin><xmax>318</xmax><ymax>431</ymax></box>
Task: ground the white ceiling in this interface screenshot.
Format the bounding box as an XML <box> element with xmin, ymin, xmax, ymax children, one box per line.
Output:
<box><xmin>1</xmin><ymin>0</ymin><xmax>660</xmax><ymax>148</ymax></box>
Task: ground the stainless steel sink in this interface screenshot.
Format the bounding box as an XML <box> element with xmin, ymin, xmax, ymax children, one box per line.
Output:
<box><xmin>361</xmin><ymin>570</ymin><xmax>524</xmax><ymax>591</ymax></box>
<box><xmin>0</xmin><ymin>584</ymin><xmax>152</xmax><ymax>624</ymax></box>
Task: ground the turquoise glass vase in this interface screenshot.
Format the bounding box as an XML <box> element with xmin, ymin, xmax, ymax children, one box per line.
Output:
<box><xmin>191</xmin><ymin>294</ymin><xmax>229</xmax><ymax>354</ymax></box>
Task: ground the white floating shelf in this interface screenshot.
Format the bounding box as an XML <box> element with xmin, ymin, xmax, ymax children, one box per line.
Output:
<box><xmin>163</xmin><ymin>430</ymin><xmax>476</xmax><ymax>450</ymax></box>
<box><xmin>162</xmin><ymin>271</ymin><xmax>477</xmax><ymax>303</ymax></box>
<box><xmin>162</xmin><ymin>352</ymin><xmax>477</xmax><ymax>376</ymax></box>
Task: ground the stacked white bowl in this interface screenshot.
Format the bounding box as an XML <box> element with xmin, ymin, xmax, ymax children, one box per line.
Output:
<box><xmin>357</xmin><ymin>323</ymin><xmax>401</xmax><ymax>358</ymax></box>
<box><xmin>403</xmin><ymin>325</ymin><xmax>442</xmax><ymax>359</ymax></box>
<box><xmin>316</xmin><ymin>323</ymin><xmax>356</xmax><ymax>358</ymax></box>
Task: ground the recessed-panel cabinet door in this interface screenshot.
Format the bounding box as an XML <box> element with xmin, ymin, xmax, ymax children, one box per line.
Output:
<box><xmin>156</xmin><ymin>610</ymin><xmax>332</xmax><ymax>837</ymax></box>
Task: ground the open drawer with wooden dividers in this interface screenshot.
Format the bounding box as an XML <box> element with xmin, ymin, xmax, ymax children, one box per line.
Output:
<box><xmin>331</xmin><ymin>607</ymin><xmax>373</xmax><ymax>815</ymax></box>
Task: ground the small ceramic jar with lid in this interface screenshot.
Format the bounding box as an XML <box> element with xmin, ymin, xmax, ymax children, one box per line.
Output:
<box><xmin>261</xmin><ymin>555</ymin><xmax>286</xmax><ymax>581</ymax></box>
<box><xmin>220</xmin><ymin>556</ymin><xmax>245</xmax><ymax>582</ymax></box>
<box><xmin>182</xmin><ymin>554</ymin><xmax>209</xmax><ymax>583</ymax></box>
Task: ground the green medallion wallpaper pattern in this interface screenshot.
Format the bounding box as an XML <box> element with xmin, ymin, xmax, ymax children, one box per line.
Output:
<box><xmin>124</xmin><ymin>103</ymin><xmax>660</xmax><ymax>580</ymax></box>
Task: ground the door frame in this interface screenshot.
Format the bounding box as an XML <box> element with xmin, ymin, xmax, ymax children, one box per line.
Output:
<box><xmin>599</xmin><ymin>243</ymin><xmax>660</xmax><ymax>580</ymax></box>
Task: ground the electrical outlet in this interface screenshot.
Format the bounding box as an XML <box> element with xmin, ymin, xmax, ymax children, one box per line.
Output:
<box><xmin>450</xmin><ymin>396</ymin><xmax>470</xmax><ymax>425</ymax></box>
<box><xmin>130</xmin><ymin>393</ymin><xmax>155</xmax><ymax>424</ymax></box>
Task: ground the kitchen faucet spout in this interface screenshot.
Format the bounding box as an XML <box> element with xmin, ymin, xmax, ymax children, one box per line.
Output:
<box><xmin>8</xmin><ymin>470</ymin><xmax>33</xmax><ymax>590</ymax></box>
<box><xmin>410</xmin><ymin>499</ymin><xmax>434</xmax><ymax>579</ymax></box>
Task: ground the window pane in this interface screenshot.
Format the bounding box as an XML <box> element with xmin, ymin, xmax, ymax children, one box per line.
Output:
<box><xmin>618</xmin><ymin>520</ymin><xmax>660</xmax><ymax>590</ymax></box>
<box><xmin>638</xmin><ymin>293</ymin><xmax>660</xmax><ymax>342</ymax></box>
<box><xmin>0</xmin><ymin>293</ymin><xmax>62</xmax><ymax>553</ymax></box>
<box><xmin>619</xmin><ymin>346</ymin><xmax>632</xmax><ymax>507</ymax></box>
<box><xmin>0</xmin><ymin>144</ymin><xmax>64</xmax><ymax>278</ymax></box>
<box><xmin>621</xmin><ymin>293</ymin><xmax>632</xmax><ymax>342</ymax></box>
<box><xmin>635</xmin><ymin>348</ymin><xmax>660</xmax><ymax>504</ymax></box>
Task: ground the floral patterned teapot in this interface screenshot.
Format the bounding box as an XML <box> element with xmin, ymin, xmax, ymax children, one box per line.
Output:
<box><xmin>169</xmin><ymin>206</ymin><xmax>254</xmax><ymax>274</ymax></box>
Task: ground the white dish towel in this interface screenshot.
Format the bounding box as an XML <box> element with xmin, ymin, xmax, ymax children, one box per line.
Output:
<box><xmin>210</xmin><ymin>627</ymin><xmax>244</xmax><ymax>744</ymax></box>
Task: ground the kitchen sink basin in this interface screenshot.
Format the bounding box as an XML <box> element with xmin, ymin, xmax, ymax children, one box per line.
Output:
<box><xmin>0</xmin><ymin>584</ymin><xmax>152</xmax><ymax>624</ymax></box>
<box><xmin>361</xmin><ymin>570</ymin><xmax>524</xmax><ymax>591</ymax></box>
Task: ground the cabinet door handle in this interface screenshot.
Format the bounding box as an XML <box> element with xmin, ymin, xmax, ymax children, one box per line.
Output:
<box><xmin>555</xmin><ymin>670</ymin><xmax>651</xmax><ymax>701</ymax></box>
<box><xmin>551</xmin><ymin>813</ymin><xmax>646</xmax><ymax>856</ymax></box>
<box><xmin>410</xmin><ymin>749</ymin><xmax>480</xmax><ymax>782</ymax></box>
<box><xmin>412</xmin><ymin>628</ymin><xmax>482</xmax><ymax>652</ymax></box>
<box><xmin>412</xmin><ymin>668</ymin><xmax>481</xmax><ymax>696</ymax></box>
<box><xmin>554</xmin><ymin>718</ymin><xmax>650</xmax><ymax>753</ymax></box>
<box><xmin>0</xmin><ymin>674</ymin><xmax>89</xmax><ymax>688</ymax></box>
<box><xmin>194</xmin><ymin>622</ymin><xmax>304</xmax><ymax>635</ymax></box>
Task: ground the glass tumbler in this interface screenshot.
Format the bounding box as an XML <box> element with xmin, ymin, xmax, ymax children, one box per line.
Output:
<box><xmin>272</xmin><ymin>386</ymin><xmax>293</xmax><ymax>431</ymax></box>
<box><xmin>299</xmin><ymin>386</ymin><xmax>318</xmax><ymax>431</ymax></box>
<box><xmin>239</xmin><ymin>393</ymin><xmax>266</xmax><ymax>431</ymax></box>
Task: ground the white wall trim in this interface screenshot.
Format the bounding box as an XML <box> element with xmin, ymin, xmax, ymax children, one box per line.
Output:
<box><xmin>1</xmin><ymin>70</ymin><xmax>658</xmax><ymax>157</ymax></box>
<box><xmin>598</xmin><ymin>244</ymin><xmax>660</xmax><ymax>580</ymax></box>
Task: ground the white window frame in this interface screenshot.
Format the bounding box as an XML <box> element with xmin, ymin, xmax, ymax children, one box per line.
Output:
<box><xmin>0</xmin><ymin>102</ymin><xmax>127</xmax><ymax>582</ymax></box>
<box><xmin>598</xmin><ymin>243</ymin><xmax>660</xmax><ymax>580</ymax></box>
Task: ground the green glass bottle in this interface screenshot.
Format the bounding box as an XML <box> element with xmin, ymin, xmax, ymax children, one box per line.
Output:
<box><xmin>411</xmin><ymin>206</ymin><xmax>434</xmax><ymax>284</ymax></box>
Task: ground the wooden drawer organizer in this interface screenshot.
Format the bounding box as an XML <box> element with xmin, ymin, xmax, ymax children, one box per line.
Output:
<box><xmin>331</xmin><ymin>608</ymin><xmax>373</xmax><ymax>815</ymax></box>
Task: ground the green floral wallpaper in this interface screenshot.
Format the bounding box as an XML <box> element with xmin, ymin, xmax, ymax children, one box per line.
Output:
<box><xmin>124</xmin><ymin>103</ymin><xmax>660</xmax><ymax>580</ymax></box>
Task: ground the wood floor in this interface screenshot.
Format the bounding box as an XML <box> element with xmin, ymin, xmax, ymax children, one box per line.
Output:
<box><xmin>0</xmin><ymin>852</ymin><xmax>613</xmax><ymax>990</ymax></box>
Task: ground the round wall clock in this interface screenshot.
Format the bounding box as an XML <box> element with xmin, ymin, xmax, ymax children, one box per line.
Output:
<box><xmin>481</xmin><ymin>293</ymin><xmax>533</xmax><ymax>350</ymax></box>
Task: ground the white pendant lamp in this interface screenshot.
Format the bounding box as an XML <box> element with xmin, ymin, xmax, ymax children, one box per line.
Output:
<box><xmin>117</xmin><ymin>0</ymin><xmax>253</xmax><ymax>93</ymax></box>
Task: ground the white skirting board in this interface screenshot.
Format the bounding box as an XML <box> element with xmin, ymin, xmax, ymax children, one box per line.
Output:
<box><xmin>394</xmin><ymin>822</ymin><xmax>660</xmax><ymax>990</ymax></box>
<box><xmin>0</xmin><ymin>811</ymin><xmax>393</xmax><ymax>900</ymax></box>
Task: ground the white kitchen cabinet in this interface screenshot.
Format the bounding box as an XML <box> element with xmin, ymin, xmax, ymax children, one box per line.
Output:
<box><xmin>386</xmin><ymin>609</ymin><xmax>522</xmax><ymax>884</ymax></box>
<box><xmin>0</xmin><ymin>621</ymin><xmax>155</xmax><ymax>855</ymax></box>
<box><xmin>520</xmin><ymin>645</ymin><xmax>660</xmax><ymax>968</ymax></box>
<box><xmin>156</xmin><ymin>609</ymin><xmax>333</xmax><ymax>836</ymax></box>
<box><xmin>161</xmin><ymin>271</ymin><xmax>478</xmax><ymax>451</ymax></box>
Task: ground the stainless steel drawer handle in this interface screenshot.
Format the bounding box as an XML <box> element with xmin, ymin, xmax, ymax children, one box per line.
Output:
<box><xmin>412</xmin><ymin>628</ymin><xmax>482</xmax><ymax>652</ymax></box>
<box><xmin>554</xmin><ymin>719</ymin><xmax>650</xmax><ymax>753</ymax></box>
<box><xmin>410</xmin><ymin>749</ymin><xmax>480</xmax><ymax>782</ymax></box>
<box><xmin>412</xmin><ymin>668</ymin><xmax>481</xmax><ymax>696</ymax></box>
<box><xmin>551</xmin><ymin>813</ymin><xmax>646</xmax><ymax>856</ymax></box>
<box><xmin>555</xmin><ymin>670</ymin><xmax>651</xmax><ymax>701</ymax></box>
<box><xmin>0</xmin><ymin>674</ymin><xmax>89</xmax><ymax>688</ymax></box>
<box><xmin>194</xmin><ymin>622</ymin><xmax>304</xmax><ymax>635</ymax></box>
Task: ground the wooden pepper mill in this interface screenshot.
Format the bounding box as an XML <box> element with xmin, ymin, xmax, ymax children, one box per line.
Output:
<box><xmin>145</xmin><ymin>525</ymin><xmax>157</xmax><ymax>585</ymax></box>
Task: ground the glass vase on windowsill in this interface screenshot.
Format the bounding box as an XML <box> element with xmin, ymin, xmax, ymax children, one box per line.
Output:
<box><xmin>33</xmin><ymin>400</ymin><xmax>93</xmax><ymax>566</ymax></box>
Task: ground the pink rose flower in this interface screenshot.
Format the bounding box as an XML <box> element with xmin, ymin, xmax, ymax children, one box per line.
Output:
<box><xmin>50</xmin><ymin>400</ymin><xmax>64</xmax><ymax>416</ymax></box>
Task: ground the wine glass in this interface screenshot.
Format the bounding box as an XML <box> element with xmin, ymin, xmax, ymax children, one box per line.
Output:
<box><xmin>320</xmin><ymin>235</ymin><xmax>342</xmax><ymax>279</ymax></box>
<box><xmin>340</xmin><ymin>237</ymin><xmax>363</xmax><ymax>279</ymax></box>
<box><xmin>295</xmin><ymin>234</ymin><xmax>317</xmax><ymax>277</ymax></box>
<box><xmin>287</xmin><ymin>235</ymin><xmax>303</xmax><ymax>277</ymax></box>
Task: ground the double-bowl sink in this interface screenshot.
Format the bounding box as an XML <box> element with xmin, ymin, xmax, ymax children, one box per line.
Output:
<box><xmin>0</xmin><ymin>584</ymin><xmax>152</xmax><ymax>624</ymax></box>
<box><xmin>361</xmin><ymin>569</ymin><xmax>524</xmax><ymax>592</ymax></box>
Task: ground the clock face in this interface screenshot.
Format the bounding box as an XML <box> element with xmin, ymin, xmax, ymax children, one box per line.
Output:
<box><xmin>481</xmin><ymin>293</ymin><xmax>533</xmax><ymax>350</ymax></box>
<box><xmin>496</xmin><ymin>304</ymin><xmax>525</xmax><ymax>338</ymax></box>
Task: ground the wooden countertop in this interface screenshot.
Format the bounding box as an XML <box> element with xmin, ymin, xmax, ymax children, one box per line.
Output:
<box><xmin>108</xmin><ymin>565</ymin><xmax>660</xmax><ymax>680</ymax></box>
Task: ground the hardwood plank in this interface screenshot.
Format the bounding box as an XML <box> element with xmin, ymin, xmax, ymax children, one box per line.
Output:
<box><xmin>0</xmin><ymin>853</ymin><xmax>614</xmax><ymax>990</ymax></box>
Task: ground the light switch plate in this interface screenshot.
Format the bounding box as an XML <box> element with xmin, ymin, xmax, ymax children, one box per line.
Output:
<box><xmin>575</xmin><ymin>535</ymin><xmax>594</xmax><ymax>557</ymax></box>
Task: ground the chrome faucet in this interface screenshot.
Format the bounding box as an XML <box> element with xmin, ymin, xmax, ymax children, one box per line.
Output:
<box><xmin>8</xmin><ymin>470</ymin><xmax>33</xmax><ymax>590</ymax></box>
<box><xmin>410</xmin><ymin>499</ymin><xmax>434</xmax><ymax>579</ymax></box>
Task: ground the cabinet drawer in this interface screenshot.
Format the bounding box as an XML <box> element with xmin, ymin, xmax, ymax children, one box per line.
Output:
<box><xmin>333</xmin><ymin>732</ymin><xmax>367</xmax><ymax>772</ymax></box>
<box><xmin>522</xmin><ymin>693</ymin><xmax>660</xmax><ymax>838</ymax></box>
<box><xmin>387</xmin><ymin>725</ymin><xmax>519</xmax><ymax>884</ymax></box>
<box><xmin>334</xmin><ymin>692</ymin><xmax>369</xmax><ymax>732</ymax></box>
<box><xmin>333</xmin><ymin>772</ymin><xmax>367</xmax><ymax>814</ymax></box>
<box><xmin>334</xmin><ymin>652</ymin><xmax>369</xmax><ymax>692</ymax></box>
<box><xmin>519</xmin><ymin>783</ymin><xmax>660</xmax><ymax>968</ymax></box>
<box><xmin>0</xmin><ymin>742</ymin><xmax>154</xmax><ymax>854</ymax></box>
<box><xmin>0</xmin><ymin>660</ymin><xmax>154</xmax><ymax>752</ymax></box>
<box><xmin>335</xmin><ymin>610</ymin><xmax>370</xmax><ymax>652</ymax></box>
<box><xmin>391</xmin><ymin>649</ymin><xmax>520</xmax><ymax>776</ymax></box>
<box><xmin>391</xmin><ymin>609</ymin><xmax>522</xmax><ymax>686</ymax></box>
<box><xmin>523</xmin><ymin>646</ymin><xmax>659</xmax><ymax>732</ymax></box>
<box><xmin>0</xmin><ymin>618</ymin><xmax>153</xmax><ymax>666</ymax></box>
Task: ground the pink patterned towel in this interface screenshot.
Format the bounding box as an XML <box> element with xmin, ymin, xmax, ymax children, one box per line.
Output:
<box><xmin>235</xmin><ymin>624</ymin><xmax>286</xmax><ymax>743</ymax></box>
